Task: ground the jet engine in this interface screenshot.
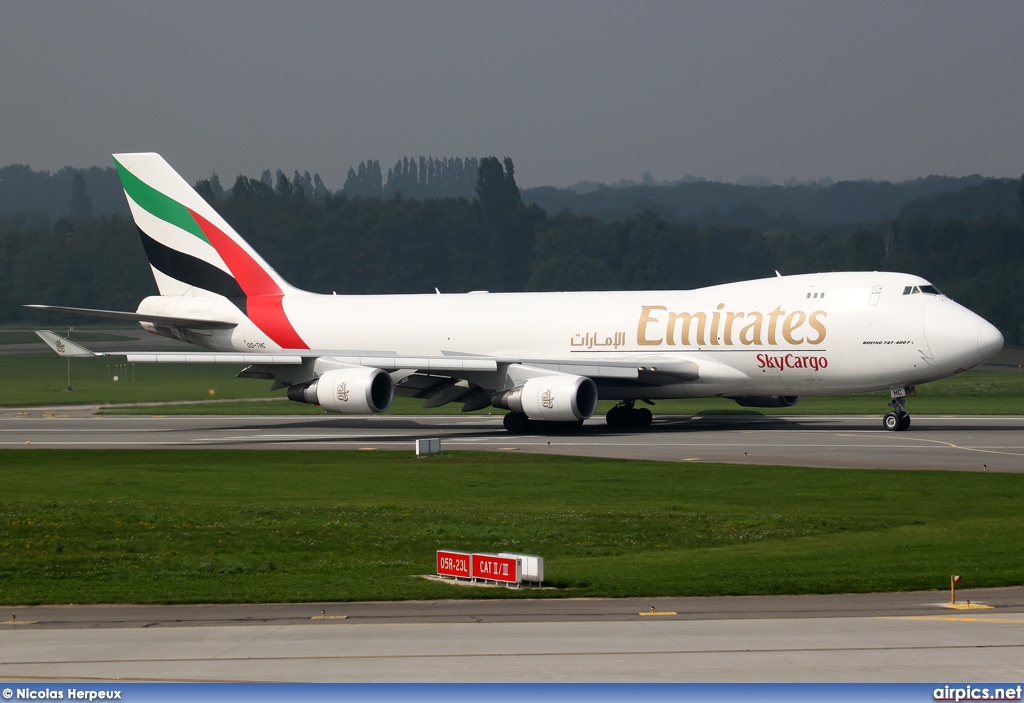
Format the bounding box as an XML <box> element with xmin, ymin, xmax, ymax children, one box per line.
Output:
<box><xmin>493</xmin><ymin>374</ymin><xmax>598</xmax><ymax>422</ymax></box>
<box><xmin>287</xmin><ymin>367</ymin><xmax>394</xmax><ymax>414</ymax></box>
<box><xmin>731</xmin><ymin>395</ymin><xmax>801</xmax><ymax>408</ymax></box>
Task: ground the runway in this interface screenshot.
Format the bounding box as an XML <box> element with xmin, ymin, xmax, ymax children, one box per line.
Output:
<box><xmin>2</xmin><ymin>409</ymin><xmax>1023</xmax><ymax>471</ymax></box>
<box><xmin>3</xmin><ymin>590</ymin><xmax>1024</xmax><ymax>682</ymax></box>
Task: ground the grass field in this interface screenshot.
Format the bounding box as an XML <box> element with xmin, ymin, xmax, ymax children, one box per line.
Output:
<box><xmin>1</xmin><ymin>450</ymin><xmax>1022</xmax><ymax>605</ymax></box>
<box><xmin>2</xmin><ymin>352</ymin><xmax>1023</xmax><ymax>416</ymax></box>
<box><xmin>1</xmin><ymin>354</ymin><xmax>281</xmax><ymax>407</ymax></box>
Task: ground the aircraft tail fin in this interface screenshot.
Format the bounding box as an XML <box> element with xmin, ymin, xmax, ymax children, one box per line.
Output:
<box><xmin>113</xmin><ymin>152</ymin><xmax>299</xmax><ymax>299</ymax></box>
<box><xmin>114</xmin><ymin>153</ymin><xmax>309</xmax><ymax>349</ymax></box>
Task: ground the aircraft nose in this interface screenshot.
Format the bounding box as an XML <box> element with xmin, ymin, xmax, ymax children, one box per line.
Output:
<box><xmin>977</xmin><ymin>320</ymin><xmax>1004</xmax><ymax>362</ymax></box>
<box><xmin>922</xmin><ymin>300</ymin><xmax>1003</xmax><ymax>373</ymax></box>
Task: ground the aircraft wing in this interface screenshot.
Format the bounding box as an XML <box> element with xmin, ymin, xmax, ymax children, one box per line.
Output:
<box><xmin>33</xmin><ymin>330</ymin><xmax>698</xmax><ymax>380</ymax></box>
<box><xmin>35</xmin><ymin>329</ymin><xmax>713</xmax><ymax>414</ymax></box>
<box><xmin>25</xmin><ymin>305</ymin><xmax>238</xmax><ymax>330</ymax></box>
<box><xmin>34</xmin><ymin>332</ymin><xmax>497</xmax><ymax>370</ymax></box>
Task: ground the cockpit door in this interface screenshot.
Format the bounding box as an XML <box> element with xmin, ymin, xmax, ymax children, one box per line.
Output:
<box><xmin>869</xmin><ymin>285</ymin><xmax>882</xmax><ymax>306</ymax></box>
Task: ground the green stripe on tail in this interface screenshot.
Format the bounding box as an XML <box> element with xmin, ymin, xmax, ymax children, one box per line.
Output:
<box><xmin>114</xmin><ymin>157</ymin><xmax>210</xmax><ymax>245</ymax></box>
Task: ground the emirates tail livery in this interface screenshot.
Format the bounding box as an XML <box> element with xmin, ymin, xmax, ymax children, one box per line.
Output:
<box><xmin>31</xmin><ymin>153</ymin><xmax>1004</xmax><ymax>433</ymax></box>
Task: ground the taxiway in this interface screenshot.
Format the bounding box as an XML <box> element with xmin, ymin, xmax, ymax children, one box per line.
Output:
<box><xmin>3</xmin><ymin>590</ymin><xmax>1024</xmax><ymax>682</ymax></box>
<box><xmin>2</xmin><ymin>410</ymin><xmax>1023</xmax><ymax>471</ymax></box>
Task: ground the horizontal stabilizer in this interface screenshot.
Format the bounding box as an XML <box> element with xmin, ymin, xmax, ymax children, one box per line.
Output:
<box><xmin>24</xmin><ymin>304</ymin><xmax>237</xmax><ymax>330</ymax></box>
<box><xmin>34</xmin><ymin>330</ymin><xmax>303</xmax><ymax>365</ymax></box>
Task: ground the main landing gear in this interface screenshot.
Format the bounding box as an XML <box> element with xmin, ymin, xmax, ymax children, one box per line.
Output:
<box><xmin>882</xmin><ymin>387</ymin><xmax>914</xmax><ymax>431</ymax></box>
<box><xmin>502</xmin><ymin>411</ymin><xmax>531</xmax><ymax>433</ymax></box>
<box><xmin>605</xmin><ymin>400</ymin><xmax>653</xmax><ymax>429</ymax></box>
<box><xmin>501</xmin><ymin>400</ymin><xmax>656</xmax><ymax>434</ymax></box>
<box><xmin>502</xmin><ymin>411</ymin><xmax>584</xmax><ymax>434</ymax></box>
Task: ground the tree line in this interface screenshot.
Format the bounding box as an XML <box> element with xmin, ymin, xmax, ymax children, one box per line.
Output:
<box><xmin>4</xmin><ymin>158</ymin><xmax>1016</xmax><ymax>229</ymax></box>
<box><xmin>3</xmin><ymin>159</ymin><xmax>1023</xmax><ymax>344</ymax></box>
<box><xmin>343</xmin><ymin>156</ymin><xmax>480</xmax><ymax>200</ymax></box>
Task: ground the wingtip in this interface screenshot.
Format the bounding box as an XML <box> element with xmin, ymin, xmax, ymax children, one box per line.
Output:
<box><xmin>34</xmin><ymin>330</ymin><xmax>97</xmax><ymax>358</ymax></box>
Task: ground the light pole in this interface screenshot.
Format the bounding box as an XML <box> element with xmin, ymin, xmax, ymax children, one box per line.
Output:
<box><xmin>65</xmin><ymin>320</ymin><xmax>73</xmax><ymax>391</ymax></box>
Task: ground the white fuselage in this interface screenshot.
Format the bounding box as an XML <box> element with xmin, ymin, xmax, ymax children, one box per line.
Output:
<box><xmin>145</xmin><ymin>270</ymin><xmax>1001</xmax><ymax>401</ymax></box>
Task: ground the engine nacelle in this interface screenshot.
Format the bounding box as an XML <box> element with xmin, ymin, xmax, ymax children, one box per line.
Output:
<box><xmin>287</xmin><ymin>367</ymin><xmax>394</xmax><ymax>414</ymax></box>
<box><xmin>493</xmin><ymin>374</ymin><xmax>598</xmax><ymax>422</ymax></box>
<box><xmin>731</xmin><ymin>395</ymin><xmax>801</xmax><ymax>408</ymax></box>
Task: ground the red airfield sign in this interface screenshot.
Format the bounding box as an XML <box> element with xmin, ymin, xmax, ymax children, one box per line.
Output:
<box><xmin>471</xmin><ymin>553</ymin><xmax>520</xmax><ymax>584</ymax></box>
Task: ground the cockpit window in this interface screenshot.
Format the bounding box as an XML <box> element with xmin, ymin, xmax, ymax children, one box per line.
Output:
<box><xmin>905</xmin><ymin>284</ymin><xmax>942</xmax><ymax>294</ymax></box>
<box><xmin>903</xmin><ymin>284</ymin><xmax>942</xmax><ymax>296</ymax></box>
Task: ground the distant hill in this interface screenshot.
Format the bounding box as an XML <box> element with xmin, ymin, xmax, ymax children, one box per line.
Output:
<box><xmin>897</xmin><ymin>178</ymin><xmax>1018</xmax><ymax>221</ymax></box>
<box><xmin>523</xmin><ymin>175</ymin><xmax>992</xmax><ymax>228</ymax></box>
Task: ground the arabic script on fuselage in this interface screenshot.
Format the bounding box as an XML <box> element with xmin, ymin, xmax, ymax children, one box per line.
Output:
<box><xmin>570</xmin><ymin>331</ymin><xmax>627</xmax><ymax>349</ymax></box>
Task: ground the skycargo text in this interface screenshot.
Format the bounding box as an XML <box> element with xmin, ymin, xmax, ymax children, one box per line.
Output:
<box><xmin>756</xmin><ymin>353</ymin><xmax>828</xmax><ymax>371</ymax></box>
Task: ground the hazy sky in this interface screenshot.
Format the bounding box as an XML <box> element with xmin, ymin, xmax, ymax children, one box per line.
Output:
<box><xmin>3</xmin><ymin>1</ymin><xmax>1022</xmax><ymax>189</ymax></box>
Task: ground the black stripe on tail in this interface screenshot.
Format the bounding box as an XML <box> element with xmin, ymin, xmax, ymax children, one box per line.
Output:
<box><xmin>138</xmin><ymin>229</ymin><xmax>248</xmax><ymax>315</ymax></box>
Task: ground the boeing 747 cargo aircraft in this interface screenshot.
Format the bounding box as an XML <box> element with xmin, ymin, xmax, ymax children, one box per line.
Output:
<box><xmin>30</xmin><ymin>153</ymin><xmax>1004</xmax><ymax>433</ymax></box>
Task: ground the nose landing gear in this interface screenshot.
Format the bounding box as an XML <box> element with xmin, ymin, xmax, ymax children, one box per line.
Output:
<box><xmin>883</xmin><ymin>387</ymin><xmax>914</xmax><ymax>431</ymax></box>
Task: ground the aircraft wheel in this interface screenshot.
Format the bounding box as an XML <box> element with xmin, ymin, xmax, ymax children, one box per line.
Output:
<box><xmin>606</xmin><ymin>405</ymin><xmax>652</xmax><ymax>429</ymax></box>
<box><xmin>883</xmin><ymin>412</ymin><xmax>901</xmax><ymax>431</ymax></box>
<box><xmin>605</xmin><ymin>405</ymin><xmax>626</xmax><ymax>429</ymax></box>
<box><xmin>503</xmin><ymin>411</ymin><xmax>531</xmax><ymax>434</ymax></box>
<box><xmin>883</xmin><ymin>411</ymin><xmax>911</xmax><ymax>431</ymax></box>
<box><xmin>635</xmin><ymin>407</ymin><xmax>653</xmax><ymax>427</ymax></box>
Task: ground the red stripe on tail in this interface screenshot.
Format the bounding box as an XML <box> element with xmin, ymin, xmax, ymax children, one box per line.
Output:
<box><xmin>188</xmin><ymin>209</ymin><xmax>309</xmax><ymax>350</ymax></box>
